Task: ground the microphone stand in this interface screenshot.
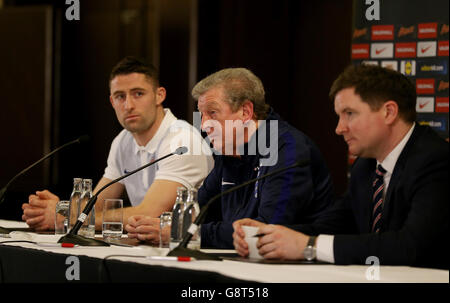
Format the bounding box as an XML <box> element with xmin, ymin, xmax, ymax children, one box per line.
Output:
<box><xmin>58</xmin><ymin>148</ymin><xmax>185</xmax><ymax>246</ymax></box>
<box><xmin>168</xmin><ymin>160</ymin><xmax>310</xmax><ymax>260</ymax></box>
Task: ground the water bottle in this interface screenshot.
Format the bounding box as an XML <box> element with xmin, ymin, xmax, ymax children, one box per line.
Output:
<box><xmin>68</xmin><ymin>178</ymin><xmax>83</xmax><ymax>232</ymax></box>
<box><xmin>184</xmin><ymin>189</ymin><xmax>201</xmax><ymax>250</ymax></box>
<box><xmin>169</xmin><ymin>187</ymin><xmax>187</xmax><ymax>249</ymax></box>
<box><xmin>77</xmin><ymin>179</ymin><xmax>95</xmax><ymax>238</ymax></box>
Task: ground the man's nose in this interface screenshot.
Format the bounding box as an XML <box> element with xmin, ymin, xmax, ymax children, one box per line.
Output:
<box><xmin>201</xmin><ymin>115</ymin><xmax>210</xmax><ymax>132</ymax></box>
<box><xmin>335</xmin><ymin>118</ymin><xmax>347</xmax><ymax>135</ymax></box>
<box><xmin>124</xmin><ymin>95</ymin><xmax>135</xmax><ymax>110</ymax></box>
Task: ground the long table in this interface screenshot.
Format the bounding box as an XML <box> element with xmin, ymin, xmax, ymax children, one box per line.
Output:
<box><xmin>1</xmin><ymin>220</ymin><xmax>448</xmax><ymax>285</ymax></box>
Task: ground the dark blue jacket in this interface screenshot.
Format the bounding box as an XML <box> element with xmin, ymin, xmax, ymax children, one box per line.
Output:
<box><xmin>198</xmin><ymin>109</ymin><xmax>334</xmax><ymax>248</ymax></box>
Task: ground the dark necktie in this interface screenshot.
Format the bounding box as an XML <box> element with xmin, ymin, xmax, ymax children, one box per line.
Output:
<box><xmin>371</xmin><ymin>165</ymin><xmax>386</xmax><ymax>233</ymax></box>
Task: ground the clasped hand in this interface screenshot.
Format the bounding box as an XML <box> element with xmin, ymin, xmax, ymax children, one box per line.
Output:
<box><xmin>22</xmin><ymin>190</ymin><xmax>59</xmax><ymax>231</ymax></box>
<box><xmin>126</xmin><ymin>215</ymin><xmax>170</xmax><ymax>246</ymax></box>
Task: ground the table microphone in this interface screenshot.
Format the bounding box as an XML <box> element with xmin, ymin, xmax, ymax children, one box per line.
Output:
<box><xmin>58</xmin><ymin>146</ymin><xmax>188</xmax><ymax>246</ymax></box>
<box><xmin>167</xmin><ymin>159</ymin><xmax>311</xmax><ymax>260</ymax></box>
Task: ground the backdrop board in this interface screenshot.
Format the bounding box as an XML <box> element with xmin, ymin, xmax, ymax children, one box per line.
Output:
<box><xmin>348</xmin><ymin>0</ymin><xmax>449</xmax><ymax>167</ymax></box>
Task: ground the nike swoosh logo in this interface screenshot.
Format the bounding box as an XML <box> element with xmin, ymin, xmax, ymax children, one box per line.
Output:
<box><xmin>221</xmin><ymin>180</ymin><xmax>235</xmax><ymax>186</ymax></box>
<box><xmin>421</xmin><ymin>46</ymin><xmax>432</xmax><ymax>53</ymax></box>
<box><xmin>419</xmin><ymin>101</ymin><xmax>430</xmax><ymax>109</ymax></box>
<box><xmin>375</xmin><ymin>47</ymin><xmax>386</xmax><ymax>55</ymax></box>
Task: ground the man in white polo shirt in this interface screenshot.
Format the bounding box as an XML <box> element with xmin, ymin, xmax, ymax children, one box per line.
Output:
<box><xmin>22</xmin><ymin>56</ymin><xmax>213</xmax><ymax>231</ymax></box>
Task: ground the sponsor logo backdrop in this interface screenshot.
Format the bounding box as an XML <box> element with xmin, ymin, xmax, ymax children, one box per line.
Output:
<box><xmin>350</xmin><ymin>0</ymin><xmax>448</xmax><ymax>168</ymax></box>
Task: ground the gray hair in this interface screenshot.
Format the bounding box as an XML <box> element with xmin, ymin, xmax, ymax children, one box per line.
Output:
<box><xmin>192</xmin><ymin>68</ymin><xmax>269</xmax><ymax>120</ymax></box>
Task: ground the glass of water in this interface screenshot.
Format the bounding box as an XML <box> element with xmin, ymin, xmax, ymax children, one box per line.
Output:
<box><xmin>102</xmin><ymin>199</ymin><xmax>123</xmax><ymax>242</ymax></box>
<box><xmin>159</xmin><ymin>212</ymin><xmax>172</xmax><ymax>248</ymax></box>
<box><xmin>55</xmin><ymin>200</ymin><xmax>70</xmax><ymax>235</ymax></box>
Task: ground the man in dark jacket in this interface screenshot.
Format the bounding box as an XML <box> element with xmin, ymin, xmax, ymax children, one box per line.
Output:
<box><xmin>232</xmin><ymin>65</ymin><xmax>448</xmax><ymax>269</ymax></box>
<box><xmin>194</xmin><ymin>67</ymin><xmax>334</xmax><ymax>248</ymax></box>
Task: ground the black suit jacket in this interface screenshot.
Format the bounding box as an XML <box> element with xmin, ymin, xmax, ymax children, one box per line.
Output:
<box><xmin>292</xmin><ymin>124</ymin><xmax>448</xmax><ymax>269</ymax></box>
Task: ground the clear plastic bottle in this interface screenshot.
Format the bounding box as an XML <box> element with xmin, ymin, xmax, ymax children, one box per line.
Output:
<box><xmin>77</xmin><ymin>179</ymin><xmax>95</xmax><ymax>238</ymax></box>
<box><xmin>184</xmin><ymin>189</ymin><xmax>201</xmax><ymax>250</ymax></box>
<box><xmin>169</xmin><ymin>187</ymin><xmax>188</xmax><ymax>249</ymax></box>
<box><xmin>68</xmin><ymin>178</ymin><xmax>83</xmax><ymax>232</ymax></box>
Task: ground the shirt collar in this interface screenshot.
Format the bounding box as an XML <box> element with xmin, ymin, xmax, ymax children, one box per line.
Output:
<box><xmin>378</xmin><ymin>122</ymin><xmax>415</xmax><ymax>175</ymax></box>
<box><xmin>132</xmin><ymin>108</ymin><xmax>177</xmax><ymax>155</ymax></box>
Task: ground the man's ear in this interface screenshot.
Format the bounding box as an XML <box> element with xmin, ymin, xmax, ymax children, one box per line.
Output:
<box><xmin>241</xmin><ymin>100</ymin><xmax>255</xmax><ymax>122</ymax></box>
<box><xmin>383</xmin><ymin>100</ymin><xmax>399</xmax><ymax>125</ymax></box>
<box><xmin>155</xmin><ymin>87</ymin><xmax>166</xmax><ymax>105</ymax></box>
<box><xmin>109</xmin><ymin>95</ymin><xmax>115</xmax><ymax>107</ymax></box>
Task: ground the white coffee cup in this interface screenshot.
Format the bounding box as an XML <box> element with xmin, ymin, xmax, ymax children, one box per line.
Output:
<box><xmin>242</xmin><ymin>225</ymin><xmax>264</xmax><ymax>260</ymax></box>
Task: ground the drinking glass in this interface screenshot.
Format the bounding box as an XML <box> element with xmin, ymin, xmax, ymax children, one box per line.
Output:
<box><xmin>102</xmin><ymin>199</ymin><xmax>123</xmax><ymax>242</ymax></box>
<box><xmin>159</xmin><ymin>212</ymin><xmax>172</xmax><ymax>248</ymax></box>
<box><xmin>55</xmin><ymin>200</ymin><xmax>70</xmax><ymax>235</ymax></box>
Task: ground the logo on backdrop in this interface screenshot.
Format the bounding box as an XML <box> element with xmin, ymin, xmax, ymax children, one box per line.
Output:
<box><xmin>416</xmin><ymin>97</ymin><xmax>435</xmax><ymax>113</ymax></box>
<box><xmin>436</xmin><ymin>97</ymin><xmax>449</xmax><ymax>113</ymax></box>
<box><xmin>418</xmin><ymin>116</ymin><xmax>447</xmax><ymax>132</ymax></box>
<box><xmin>416</xmin><ymin>79</ymin><xmax>435</xmax><ymax>95</ymax></box>
<box><xmin>418</xmin><ymin>23</ymin><xmax>438</xmax><ymax>39</ymax></box>
<box><xmin>398</xmin><ymin>25</ymin><xmax>416</xmax><ymax>39</ymax></box>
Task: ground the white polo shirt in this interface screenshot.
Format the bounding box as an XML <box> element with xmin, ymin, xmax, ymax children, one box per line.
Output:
<box><xmin>104</xmin><ymin>108</ymin><xmax>214</xmax><ymax>206</ymax></box>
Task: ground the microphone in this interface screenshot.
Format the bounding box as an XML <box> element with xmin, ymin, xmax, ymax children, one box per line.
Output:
<box><xmin>0</xmin><ymin>135</ymin><xmax>90</xmax><ymax>206</ymax></box>
<box><xmin>58</xmin><ymin>146</ymin><xmax>189</xmax><ymax>246</ymax></box>
<box><xmin>167</xmin><ymin>159</ymin><xmax>311</xmax><ymax>260</ymax></box>
<box><xmin>174</xmin><ymin>146</ymin><xmax>188</xmax><ymax>155</ymax></box>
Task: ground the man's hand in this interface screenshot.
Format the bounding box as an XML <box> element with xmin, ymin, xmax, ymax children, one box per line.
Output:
<box><xmin>232</xmin><ymin>218</ymin><xmax>309</xmax><ymax>260</ymax></box>
<box><xmin>232</xmin><ymin>218</ymin><xmax>267</xmax><ymax>257</ymax></box>
<box><xmin>256</xmin><ymin>224</ymin><xmax>308</xmax><ymax>260</ymax></box>
<box><xmin>125</xmin><ymin>215</ymin><xmax>161</xmax><ymax>244</ymax></box>
<box><xmin>21</xmin><ymin>190</ymin><xmax>59</xmax><ymax>231</ymax></box>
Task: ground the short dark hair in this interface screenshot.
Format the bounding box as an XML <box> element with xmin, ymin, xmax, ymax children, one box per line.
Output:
<box><xmin>109</xmin><ymin>56</ymin><xmax>160</xmax><ymax>88</ymax></box>
<box><xmin>329</xmin><ymin>64</ymin><xmax>416</xmax><ymax>122</ymax></box>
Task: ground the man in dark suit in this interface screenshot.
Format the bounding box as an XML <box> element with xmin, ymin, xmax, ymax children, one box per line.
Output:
<box><xmin>232</xmin><ymin>64</ymin><xmax>448</xmax><ymax>269</ymax></box>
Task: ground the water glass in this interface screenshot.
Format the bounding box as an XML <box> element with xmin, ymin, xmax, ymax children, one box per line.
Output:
<box><xmin>55</xmin><ymin>200</ymin><xmax>70</xmax><ymax>235</ymax></box>
<box><xmin>102</xmin><ymin>199</ymin><xmax>123</xmax><ymax>241</ymax></box>
<box><xmin>159</xmin><ymin>212</ymin><xmax>172</xmax><ymax>248</ymax></box>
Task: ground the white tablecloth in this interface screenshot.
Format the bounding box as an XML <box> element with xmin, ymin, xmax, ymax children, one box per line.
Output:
<box><xmin>1</xmin><ymin>220</ymin><xmax>448</xmax><ymax>283</ymax></box>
